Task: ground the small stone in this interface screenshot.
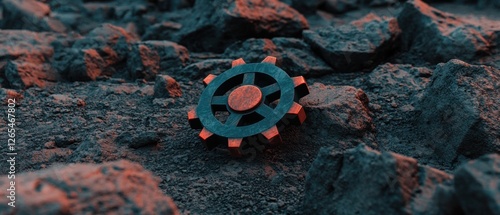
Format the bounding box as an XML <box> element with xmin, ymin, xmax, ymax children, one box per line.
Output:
<box><xmin>154</xmin><ymin>75</ymin><xmax>182</xmax><ymax>98</ymax></box>
<box><xmin>116</xmin><ymin>131</ymin><xmax>160</xmax><ymax>149</ymax></box>
<box><xmin>44</xmin><ymin>141</ymin><xmax>56</xmax><ymax>149</ymax></box>
<box><xmin>55</xmin><ymin>135</ymin><xmax>78</xmax><ymax>148</ymax></box>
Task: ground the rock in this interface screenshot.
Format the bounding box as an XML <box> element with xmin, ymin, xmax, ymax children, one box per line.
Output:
<box><xmin>365</xmin><ymin>63</ymin><xmax>432</xmax><ymax>114</ymax></box>
<box><xmin>0</xmin><ymin>30</ymin><xmax>77</xmax><ymax>65</ymax></box>
<box><xmin>280</xmin><ymin>0</ymin><xmax>323</xmax><ymax>14</ymax></box>
<box><xmin>304</xmin><ymin>144</ymin><xmax>456</xmax><ymax>215</ymax></box>
<box><xmin>47</xmin><ymin>0</ymin><xmax>87</xmax><ymax>13</ymax></box>
<box><xmin>66</xmin><ymin>49</ymin><xmax>105</xmax><ymax>81</ymax></box>
<box><xmin>223</xmin><ymin>38</ymin><xmax>333</xmax><ymax>77</ymax></box>
<box><xmin>397</xmin><ymin>0</ymin><xmax>492</xmax><ymax>63</ymax></box>
<box><xmin>0</xmin><ymin>30</ymin><xmax>76</xmax><ymax>88</ymax></box>
<box><xmin>116</xmin><ymin>131</ymin><xmax>160</xmax><ymax>149</ymax></box>
<box><xmin>304</xmin><ymin>13</ymin><xmax>400</xmax><ymax>72</ymax></box>
<box><xmin>0</xmin><ymin>0</ymin><xmax>67</xmax><ymax>33</ymax></box>
<box><xmin>49</xmin><ymin>94</ymin><xmax>74</xmax><ymax>106</ymax></box>
<box><xmin>127</xmin><ymin>41</ymin><xmax>189</xmax><ymax>80</ymax></box>
<box><xmin>154</xmin><ymin>75</ymin><xmax>182</xmax><ymax>98</ymax></box>
<box><xmin>416</xmin><ymin>59</ymin><xmax>500</xmax><ymax>164</ymax></box>
<box><xmin>0</xmin><ymin>160</ymin><xmax>179</xmax><ymax>215</ymax></box>
<box><xmin>175</xmin><ymin>0</ymin><xmax>309</xmax><ymax>52</ymax></box>
<box><xmin>54</xmin><ymin>135</ymin><xmax>79</xmax><ymax>147</ymax></box>
<box><xmin>5</xmin><ymin>60</ymin><xmax>58</xmax><ymax>89</ymax></box>
<box><xmin>177</xmin><ymin>59</ymin><xmax>233</xmax><ymax>80</ymax></box>
<box><xmin>149</xmin><ymin>0</ymin><xmax>194</xmax><ymax>11</ymax></box>
<box><xmin>322</xmin><ymin>0</ymin><xmax>359</xmax><ymax>14</ymax></box>
<box><xmin>69</xmin><ymin>137</ymin><xmax>106</xmax><ymax>163</ymax></box>
<box><xmin>0</xmin><ymin>88</ymin><xmax>23</xmax><ymax>103</ymax></box>
<box><xmin>142</xmin><ymin>21</ymin><xmax>182</xmax><ymax>41</ymax></box>
<box><xmin>73</xmin><ymin>24</ymin><xmax>139</xmax><ymax>63</ymax></box>
<box><xmin>299</xmin><ymin>83</ymin><xmax>374</xmax><ymax>141</ymax></box>
<box><xmin>454</xmin><ymin>154</ymin><xmax>500</xmax><ymax>215</ymax></box>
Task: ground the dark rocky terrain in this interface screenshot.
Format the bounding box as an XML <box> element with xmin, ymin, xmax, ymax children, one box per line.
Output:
<box><xmin>0</xmin><ymin>0</ymin><xmax>499</xmax><ymax>214</ymax></box>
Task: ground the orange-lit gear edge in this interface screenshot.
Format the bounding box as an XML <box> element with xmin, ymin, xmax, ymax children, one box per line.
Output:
<box><xmin>188</xmin><ymin>56</ymin><xmax>310</xmax><ymax>157</ymax></box>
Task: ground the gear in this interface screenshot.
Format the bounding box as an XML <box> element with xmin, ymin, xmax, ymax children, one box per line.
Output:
<box><xmin>188</xmin><ymin>56</ymin><xmax>309</xmax><ymax>156</ymax></box>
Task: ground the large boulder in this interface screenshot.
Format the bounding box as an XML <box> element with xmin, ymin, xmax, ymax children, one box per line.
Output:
<box><xmin>304</xmin><ymin>144</ymin><xmax>459</xmax><ymax>215</ymax></box>
<box><xmin>454</xmin><ymin>154</ymin><xmax>500</xmax><ymax>215</ymax></box>
<box><xmin>175</xmin><ymin>0</ymin><xmax>309</xmax><ymax>52</ymax></box>
<box><xmin>397</xmin><ymin>0</ymin><xmax>495</xmax><ymax>63</ymax></box>
<box><xmin>223</xmin><ymin>38</ymin><xmax>333</xmax><ymax>77</ymax></box>
<box><xmin>298</xmin><ymin>83</ymin><xmax>375</xmax><ymax>146</ymax></box>
<box><xmin>303</xmin><ymin>13</ymin><xmax>400</xmax><ymax>72</ymax></box>
<box><xmin>416</xmin><ymin>59</ymin><xmax>500</xmax><ymax>164</ymax></box>
<box><xmin>0</xmin><ymin>160</ymin><xmax>179</xmax><ymax>215</ymax></box>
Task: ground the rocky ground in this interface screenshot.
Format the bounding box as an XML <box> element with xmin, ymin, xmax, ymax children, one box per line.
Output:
<box><xmin>0</xmin><ymin>0</ymin><xmax>499</xmax><ymax>214</ymax></box>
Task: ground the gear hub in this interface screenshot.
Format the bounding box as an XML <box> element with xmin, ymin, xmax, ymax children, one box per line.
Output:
<box><xmin>188</xmin><ymin>56</ymin><xmax>309</xmax><ymax>156</ymax></box>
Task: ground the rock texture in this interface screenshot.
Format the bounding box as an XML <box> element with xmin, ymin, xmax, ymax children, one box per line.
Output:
<box><xmin>175</xmin><ymin>0</ymin><xmax>309</xmax><ymax>52</ymax></box>
<box><xmin>299</xmin><ymin>83</ymin><xmax>375</xmax><ymax>145</ymax></box>
<box><xmin>5</xmin><ymin>60</ymin><xmax>58</xmax><ymax>89</ymax></box>
<box><xmin>177</xmin><ymin>59</ymin><xmax>233</xmax><ymax>80</ymax></box>
<box><xmin>0</xmin><ymin>0</ymin><xmax>66</xmax><ymax>33</ymax></box>
<box><xmin>154</xmin><ymin>75</ymin><xmax>182</xmax><ymax>98</ymax></box>
<box><xmin>223</xmin><ymin>38</ymin><xmax>333</xmax><ymax>77</ymax></box>
<box><xmin>0</xmin><ymin>160</ymin><xmax>179</xmax><ymax>215</ymax></box>
<box><xmin>303</xmin><ymin>13</ymin><xmax>400</xmax><ymax>72</ymax></box>
<box><xmin>416</xmin><ymin>59</ymin><xmax>500</xmax><ymax>164</ymax></box>
<box><xmin>454</xmin><ymin>154</ymin><xmax>500</xmax><ymax>215</ymax></box>
<box><xmin>127</xmin><ymin>41</ymin><xmax>189</xmax><ymax>80</ymax></box>
<box><xmin>397</xmin><ymin>0</ymin><xmax>495</xmax><ymax>63</ymax></box>
<box><xmin>304</xmin><ymin>145</ymin><xmax>459</xmax><ymax>215</ymax></box>
<box><xmin>65</xmin><ymin>49</ymin><xmax>105</xmax><ymax>81</ymax></box>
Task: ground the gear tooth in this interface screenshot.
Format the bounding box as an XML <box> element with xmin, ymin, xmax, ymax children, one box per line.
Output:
<box><xmin>188</xmin><ymin>109</ymin><xmax>203</xmax><ymax>129</ymax></box>
<box><xmin>232</xmin><ymin>58</ymin><xmax>246</xmax><ymax>68</ymax></box>
<box><xmin>261</xmin><ymin>56</ymin><xmax>277</xmax><ymax>65</ymax></box>
<box><xmin>292</xmin><ymin>76</ymin><xmax>310</xmax><ymax>99</ymax></box>
<box><xmin>199</xmin><ymin>128</ymin><xmax>221</xmax><ymax>150</ymax></box>
<box><xmin>228</xmin><ymin>138</ymin><xmax>244</xmax><ymax>157</ymax></box>
<box><xmin>203</xmin><ymin>74</ymin><xmax>217</xmax><ymax>86</ymax></box>
<box><xmin>261</xmin><ymin>126</ymin><xmax>282</xmax><ymax>144</ymax></box>
<box><xmin>286</xmin><ymin>102</ymin><xmax>306</xmax><ymax>125</ymax></box>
